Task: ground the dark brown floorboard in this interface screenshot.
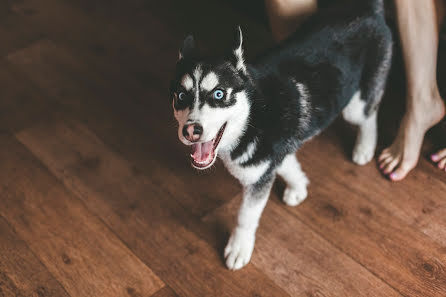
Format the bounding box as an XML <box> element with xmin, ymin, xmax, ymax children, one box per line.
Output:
<box><xmin>0</xmin><ymin>135</ymin><xmax>164</xmax><ymax>297</ymax></box>
<box><xmin>0</xmin><ymin>215</ymin><xmax>70</xmax><ymax>297</ymax></box>
<box><xmin>151</xmin><ymin>287</ymin><xmax>180</xmax><ymax>297</ymax></box>
<box><xmin>203</xmin><ymin>195</ymin><xmax>402</xmax><ymax>297</ymax></box>
<box><xmin>16</xmin><ymin>120</ymin><xmax>290</xmax><ymax>297</ymax></box>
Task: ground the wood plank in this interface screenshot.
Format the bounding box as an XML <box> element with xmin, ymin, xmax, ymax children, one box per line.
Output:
<box><xmin>297</xmin><ymin>123</ymin><xmax>446</xmax><ymax>247</ymax></box>
<box><xmin>5</xmin><ymin>0</ymin><xmax>270</xmax><ymax>214</ymax></box>
<box><xmin>203</xmin><ymin>194</ymin><xmax>402</xmax><ymax>297</ymax></box>
<box><xmin>5</xmin><ymin>2</ymin><xmax>446</xmax><ymax>296</ymax></box>
<box><xmin>150</xmin><ymin>287</ymin><xmax>179</xmax><ymax>297</ymax></box>
<box><xmin>6</xmin><ymin>39</ymin><xmax>288</xmax><ymax>296</ymax></box>
<box><xmin>0</xmin><ymin>135</ymin><xmax>164</xmax><ymax>297</ymax></box>
<box><xmin>0</xmin><ymin>8</ymin><xmax>44</xmax><ymax>57</ymax></box>
<box><xmin>16</xmin><ymin>120</ymin><xmax>291</xmax><ymax>297</ymax></box>
<box><xmin>0</xmin><ymin>1</ymin><xmax>12</xmax><ymax>19</ymax></box>
<box><xmin>271</xmin><ymin>143</ymin><xmax>446</xmax><ymax>296</ymax></box>
<box><xmin>7</xmin><ymin>38</ymin><xmax>240</xmax><ymax>217</ymax></box>
<box><xmin>415</xmin><ymin>204</ymin><xmax>446</xmax><ymax>246</ymax></box>
<box><xmin>0</xmin><ymin>215</ymin><xmax>70</xmax><ymax>297</ymax></box>
<box><xmin>6</xmin><ymin>0</ymin><xmax>272</xmax><ymax>216</ymax></box>
<box><xmin>8</xmin><ymin>0</ymin><xmax>184</xmax><ymax>92</ymax></box>
<box><xmin>0</xmin><ymin>62</ymin><xmax>53</xmax><ymax>133</ymax></box>
<box><xmin>10</xmin><ymin>0</ymin><xmax>271</xmax><ymax>95</ymax></box>
<box><xmin>414</xmin><ymin>128</ymin><xmax>446</xmax><ymax>190</ymax></box>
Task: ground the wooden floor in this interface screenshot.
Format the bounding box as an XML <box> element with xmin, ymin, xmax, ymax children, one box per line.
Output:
<box><xmin>1</xmin><ymin>1</ymin><xmax>446</xmax><ymax>296</ymax></box>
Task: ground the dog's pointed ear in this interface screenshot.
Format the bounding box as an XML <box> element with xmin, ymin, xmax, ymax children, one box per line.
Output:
<box><xmin>179</xmin><ymin>35</ymin><xmax>195</xmax><ymax>60</ymax></box>
<box><xmin>231</xmin><ymin>26</ymin><xmax>247</xmax><ymax>74</ymax></box>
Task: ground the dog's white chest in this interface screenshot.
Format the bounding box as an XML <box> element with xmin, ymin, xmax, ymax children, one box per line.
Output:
<box><xmin>220</xmin><ymin>152</ymin><xmax>270</xmax><ymax>186</ymax></box>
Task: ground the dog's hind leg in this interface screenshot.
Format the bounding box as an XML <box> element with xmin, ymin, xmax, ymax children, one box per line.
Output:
<box><xmin>277</xmin><ymin>153</ymin><xmax>309</xmax><ymax>206</ymax></box>
<box><xmin>344</xmin><ymin>33</ymin><xmax>392</xmax><ymax>165</ymax></box>
<box><xmin>360</xmin><ymin>29</ymin><xmax>393</xmax><ymax>119</ymax></box>
<box><xmin>343</xmin><ymin>91</ymin><xmax>379</xmax><ymax>165</ymax></box>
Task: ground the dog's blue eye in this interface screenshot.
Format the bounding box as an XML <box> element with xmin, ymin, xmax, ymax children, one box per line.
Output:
<box><xmin>178</xmin><ymin>92</ymin><xmax>186</xmax><ymax>101</ymax></box>
<box><xmin>213</xmin><ymin>89</ymin><xmax>225</xmax><ymax>100</ymax></box>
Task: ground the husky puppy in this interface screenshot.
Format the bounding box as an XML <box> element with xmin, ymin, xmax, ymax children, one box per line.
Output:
<box><xmin>170</xmin><ymin>0</ymin><xmax>392</xmax><ymax>270</ymax></box>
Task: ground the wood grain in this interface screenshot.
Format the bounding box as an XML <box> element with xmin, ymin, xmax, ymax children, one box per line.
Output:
<box><xmin>7</xmin><ymin>38</ymin><xmax>240</xmax><ymax>218</ymax></box>
<box><xmin>203</xmin><ymin>194</ymin><xmax>402</xmax><ymax>297</ymax></box>
<box><xmin>298</xmin><ymin>125</ymin><xmax>446</xmax><ymax>247</ymax></box>
<box><xmin>0</xmin><ymin>135</ymin><xmax>164</xmax><ymax>297</ymax></box>
<box><xmin>283</xmin><ymin>139</ymin><xmax>446</xmax><ymax>297</ymax></box>
<box><xmin>0</xmin><ymin>215</ymin><xmax>69</xmax><ymax>297</ymax></box>
<box><xmin>1</xmin><ymin>0</ymin><xmax>445</xmax><ymax>296</ymax></box>
<box><xmin>150</xmin><ymin>287</ymin><xmax>179</xmax><ymax>297</ymax></box>
<box><xmin>16</xmin><ymin>120</ymin><xmax>290</xmax><ymax>297</ymax></box>
<box><xmin>0</xmin><ymin>62</ymin><xmax>52</xmax><ymax>133</ymax></box>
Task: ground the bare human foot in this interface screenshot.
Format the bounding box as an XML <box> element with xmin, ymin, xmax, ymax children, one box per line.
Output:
<box><xmin>381</xmin><ymin>0</ymin><xmax>446</xmax><ymax>181</ymax></box>
<box><xmin>431</xmin><ymin>148</ymin><xmax>446</xmax><ymax>171</ymax></box>
<box><xmin>378</xmin><ymin>92</ymin><xmax>445</xmax><ymax>181</ymax></box>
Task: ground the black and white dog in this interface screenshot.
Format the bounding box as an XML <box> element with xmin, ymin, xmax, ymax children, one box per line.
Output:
<box><xmin>170</xmin><ymin>0</ymin><xmax>392</xmax><ymax>270</ymax></box>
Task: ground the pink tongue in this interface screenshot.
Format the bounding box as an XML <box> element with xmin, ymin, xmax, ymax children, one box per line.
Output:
<box><xmin>191</xmin><ymin>141</ymin><xmax>213</xmax><ymax>162</ymax></box>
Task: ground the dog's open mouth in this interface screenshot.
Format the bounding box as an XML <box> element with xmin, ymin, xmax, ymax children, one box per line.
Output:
<box><xmin>190</xmin><ymin>123</ymin><xmax>226</xmax><ymax>169</ymax></box>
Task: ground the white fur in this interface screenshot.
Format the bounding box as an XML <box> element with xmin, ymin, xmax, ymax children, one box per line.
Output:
<box><xmin>221</xmin><ymin>152</ymin><xmax>271</xmax><ymax>270</ymax></box>
<box><xmin>277</xmin><ymin>154</ymin><xmax>309</xmax><ymax>206</ymax></box>
<box><xmin>224</xmin><ymin>185</ymin><xmax>269</xmax><ymax>270</ymax></box>
<box><xmin>174</xmin><ymin>89</ymin><xmax>250</xmax><ymax>153</ymax></box>
<box><xmin>226</xmin><ymin>88</ymin><xmax>233</xmax><ymax>100</ymax></box>
<box><xmin>221</xmin><ymin>153</ymin><xmax>270</xmax><ymax>187</ymax></box>
<box><xmin>200</xmin><ymin>72</ymin><xmax>219</xmax><ymax>92</ymax></box>
<box><xmin>175</xmin><ymin>85</ymin><xmax>268</xmax><ymax>270</ymax></box>
<box><xmin>352</xmin><ymin>111</ymin><xmax>377</xmax><ymax>165</ymax></box>
<box><xmin>235</xmin><ymin>137</ymin><xmax>258</xmax><ymax>164</ymax></box>
<box><xmin>295</xmin><ymin>82</ymin><xmax>311</xmax><ymax>131</ymax></box>
<box><xmin>193</xmin><ymin>64</ymin><xmax>203</xmax><ymax>105</ymax></box>
<box><xmin>213</xmin><ymin>91</ymin><xmax>251</xmax><ymax>151</ymax></box>
<box><xmin>234</xmin><ymin>47</ymin><xmax>246</xmax><ymax>73</ymax></box>
<box><xmin>224</xmin><ymin>226</ymin><xmax>256</xmax><ymax>270</ymax></box>
<box><xmin>342</xmin><ymin>91</ymin><xmax>378</xmax><ymax>165</ymax></box>
<box><xmin>193</xmin><ymin>65</ymin><xmax>203</xmax><ymax>83</ymax></box>
<box><xmin>342</xmin><ymin>91</ymin><xmax>365</xmax><ymax>125</ymax></box>
<box><xmin>181</xmin><ymin>74</ymin><xmax>193</xmax><ymax>91</ymax></box>
<box><xmin>234</xmin><ymin>27</ymin><xmax>247</xmax><ymax>74</ymax></box>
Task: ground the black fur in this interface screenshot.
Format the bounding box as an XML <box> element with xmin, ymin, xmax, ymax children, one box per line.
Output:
<box><xmin>231</xmin><ymin>0</ymin><xmax>393</xmax><ymax>171</ymax></box>
<box><xmin>171</xmin><ymin>0</ymin><xmax>392</xmax><ymax>180</ymax></box>
<box><xmin>171</xmin><ymin>0</ymin><xmax>393</xmax><ymax>270</ymax></box>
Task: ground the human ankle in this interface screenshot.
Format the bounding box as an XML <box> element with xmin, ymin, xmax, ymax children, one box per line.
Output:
<box><xmin>405</xmin><ymin>97</ymin><xmax>445</xmax><ymax>129</ymax></box>
<box><xmin>407</xmin><ymin>83</ymin><xmax>443</xmax><ymax>104</ymax></box>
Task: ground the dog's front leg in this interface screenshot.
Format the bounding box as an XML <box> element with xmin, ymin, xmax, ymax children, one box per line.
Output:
<box><xmin>224</xmin><ymin>177</ymin><xmax>274</xmax><ymax>270</ymax></box>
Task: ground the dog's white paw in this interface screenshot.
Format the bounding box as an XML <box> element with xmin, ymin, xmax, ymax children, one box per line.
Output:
<box><xmin>283</xmin><ymin>186</ymin><xmax>307</xmax><ymax>206</ymax></box>
<box><xmin>352</xmin><ymin>144</ymin><xmax>375</xmax><ymax>166</ymax></box>
<box><xmin>224</xmin><ymin>228</ymin><xmax>255</xmax><ymax>270</ymax></box>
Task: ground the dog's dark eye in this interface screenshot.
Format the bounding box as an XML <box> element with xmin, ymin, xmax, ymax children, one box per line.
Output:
<box><xmin>213</xmin><ymin>89</ymin><xmax>225</xmax><ymax>100</ymax></box>
<box><xmin>178</xmin><ymin>92</ymin><xmax>186</xmax><ymax>101</ymax></box>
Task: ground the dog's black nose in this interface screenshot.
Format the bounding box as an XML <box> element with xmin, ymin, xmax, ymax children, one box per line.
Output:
<box><xmin>183</xmin><ymin>123</ymin><xmax>203</xmax><ymax>142</ymax></box>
